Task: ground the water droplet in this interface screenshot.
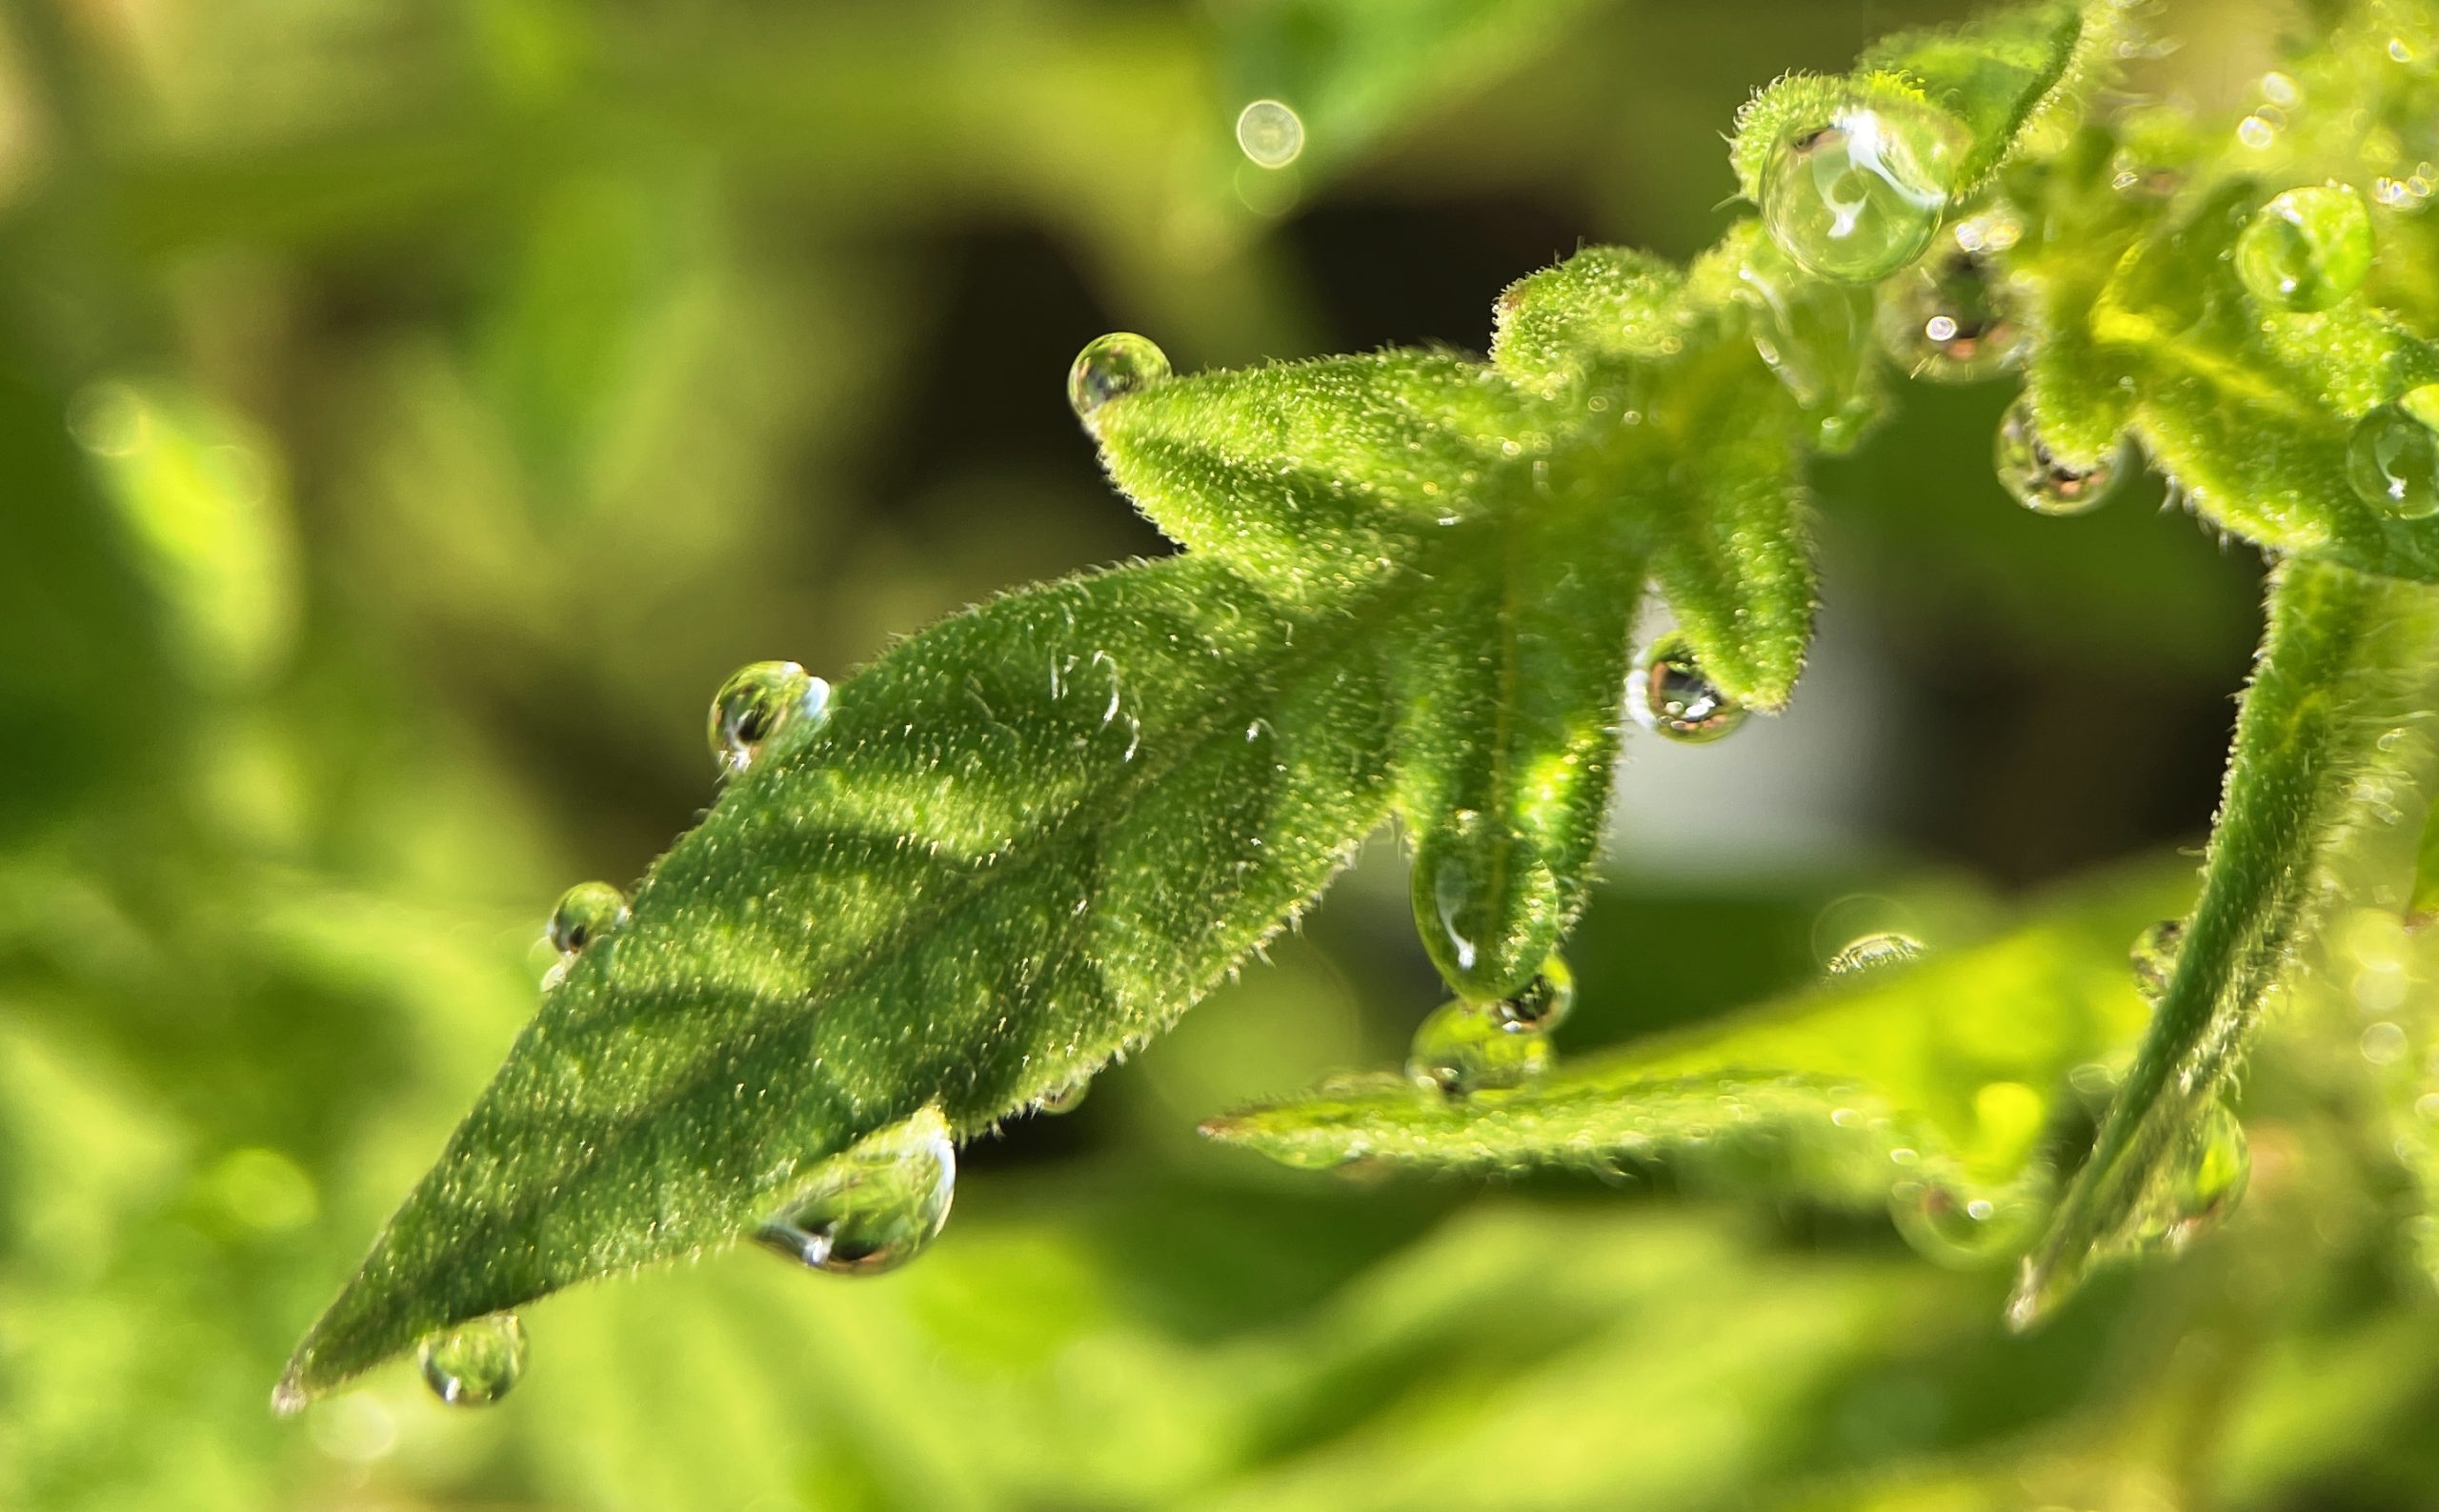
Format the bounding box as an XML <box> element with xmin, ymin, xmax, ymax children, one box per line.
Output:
<box><xmin>1761</xmin><ymin>106</ymin><xmax>1962</xmax><ymax>283</ymax></box>
<box><xmin>1736</xmin><ymin>249</ymin><xmax>1879</xmax><ymax>453</ymax></box>
<box><xmin>755</xmin><ymin>1105</ymin><xmax>956</xmax><ymax>1276</ymax></box>
<box><xmin>2153</xmin><ymin>1099</ymin><xmax>2250</xmax><ymax>1252</ymax></box>
<box><xmin>1406</xmin><ymin>996</ymin><xmax>1552</xmax><ymax>1096</ymax></box>
<box><xmin>2129</xmin><ymin>918</ymin><xmax>2184</xmax><ymax>1002</ymax></box>
<box><xmin>1409</xmin><ymin>809</ymin><xmax>1562</xmax><ymax>999</ymax></box>
<box><xmin>418</xmin><ymin>1314</ymin><xmax>528</xmax><ymax>1407</ymax></box>
<box><xmin>1491</xmin><ymin>953</ymin><xmax>1576</xmax><ymax>1032</ymax></box>
<box><xmin>2236</xmin><ymin>112</ymin><xmax>2278</xmax><ymax>151</ymax></box>
<box><xmin>1994</xmin><ymin>397</ymin><xmax>2127</xmax><ymax>515</ymax></box>
<box><xmin>2346</xmin><ymin>393</ymin><xmax>2439</xmax><ymax>519</ymax></box>
<box><xmin>1874</xmin><ymin>252</ymin><xmax>2024</xmax><ymax>382</ymax></box>
<box><xmin>2234</xmin><ymin>184</ymin><xmax>2372</xmax><ymax>312</ymax></box>
<box><xmin>1067</xmin><ymin>333</ymin><xmax>1172</xmax><ymax>422</ymax></box>
<box><xmin>708</xmin><ymin>660</ymin><xmax>829</xmax><ymax>777</ymax></box>
<box><xmin>2362</xmin><ymin>1019</ymin><xmax>2409</xmax><ymax>1065</ymax></box>
<box><xmin>1630</xmin><ymin>632</ymin><xmax>1746</xmax><ymax>743</ymax></box>
<box><xmin>1891</xmin><ymin>1178</ymin><xmax>2031</xmax><ymax>1266</ymax></box>
<box><xmin>1035</xmin><ymin>1075</ymin><xmax>1091</xmax><ymax>1115</ymax></box>
<box><xmin>546</xmin><ymin>881</ymin><xmax>631</xmax><ymax>957</ymax></box>
<box><xmin>1235</xmin><ymin>99</ymin><xmax>1304</xmax><ymax>169</ymax></box>
<box><xmin>1825</xmin><ymin>931</ymin><xmax>1924</xmax><ymax>976</ymax></box>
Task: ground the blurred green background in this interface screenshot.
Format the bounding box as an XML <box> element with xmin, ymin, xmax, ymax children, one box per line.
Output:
<box><xmin>13</xmin><ymin>0</ymin><xmax>2439</xmax><ymax>1507</ymax></box>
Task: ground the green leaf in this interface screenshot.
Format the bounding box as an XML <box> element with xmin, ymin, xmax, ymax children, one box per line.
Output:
<box><xmin>1207</xmin><ymin>862</ymin><xmax>2178</xmax><ymax>1237</ymax></box>
<box><xmin>2013</xmin><ymin>557</ymin><xmax>2439</xmax><ymax>1324</ymax></box>
<box><xmin>276</xmin><ymin>554</ymin><xmax>1400</xmax><ymax>1404</ymax></box>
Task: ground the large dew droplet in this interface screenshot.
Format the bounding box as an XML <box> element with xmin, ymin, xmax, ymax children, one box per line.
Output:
<box><xmin>1235</xmin><ymin>99</ymin><xmax>1304</xmax><ymax>169</ymax></box>
<box><xmin>708</xmin><ymin>660</ymin><xmax>830</xmax><ymax>777</ymax></box>
<box><xmin>2234</xmin><ymin>184</ymin><xmax>2373</xmax><ymax>312</ymax></box>
<box><xmin>1994</xmin><ymin>397</ymin><xmax>2127</xmax><ymax>516</ymax></box>
<box><xmin>546</xmin><ymin>881</ymin><xmax>630</xmax><ymax>958</ymax></box>
<box><xmin>1630</xmin><ymin>632</ymin><xmax>1746</xmax><ymax>744</ymax></box>
<box><xmin>1067</xmin><ymin>333</ymin><xmax>1172</xmax><ymax>422</ymax></box>
<box><xmin>2128</xmin><ymin>917</ymin><xmax>2184</xmax><ymax>1003</ymax></box>
<box><xmin>2346</xmin><ymin>391</ymin><xmax>2439</xmax><ymax>519</ymax></box>
<box><xmin>2140</xmin><ymin>1098</ymin><xmax>2250</xmax><ymax>1254</ymax></box>
<box><xmin>418</xmin><ymin>1314</ymin><xmax>528</xmax><ymax>1408</ymax></box>
<box><xmin>1825</xmin><ymin>931</ymin><xmax>1924</xmax><ymax>977</ymax></box>
<box><xmin>1874</xmin><ymin>252</ymin><xmax>2024</xmax><ymax>382</ymax></box>
<box><xmin>1406</xmin><ymin>955</ymin><xmax>1571</xmax><ymax>1096</ymax></box>
<box><xmin>1761</xmin><ymin>106</ymin><xmax>1962</xmax><ymax>283</ymax></box>
<box><xmin>1409</xmin><ymin>809</ymin><xmax>1562</xmax><ymax>1000</ymax></box>
<box><xmin>1890</xmin><ymin>1178</ymin><xmax>2033</xmax><ymax>1267</ymax></box>
<box><xmin>755</xmin><ymin>1105</ymin><xmax>956</xmax><ymax>1276</ymax></box>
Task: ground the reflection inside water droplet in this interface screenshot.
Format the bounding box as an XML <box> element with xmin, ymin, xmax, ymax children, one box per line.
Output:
<box><xmin>418</xmin><ymin>1314</ymin><xmax>528</xmax><ymax>1407</ymax></box>
<box><xmin>2234</xmin><ymin>184</ymin><xmax>2372</xmax><ymax>312</ymax></box>
<box><xmin>2346</xmin><ymin>393</ymin><xmax>2439</xmax><ymax>519</ymax></box>
<box><xmin>1761</xmin><ymin>106</ymin><xmax>1960</xmax><ymax>282</ymax></box>
<box><xmin>755</xmin><ymin>1105</ymin><xmax>957</xmax><ymax>1276</ymax></box>
<box><xmin>2129</xmin><ymin>917</ymin><xmax>2184</xmax><ymax>1003</ymax></box>
<box><xmin>708</xmin><ymin>660</ymin><xmax>830</xmax><ymax>777</ymax></box>
<box><xmin>1036</xmin><ymin>1075</ymin><xmax>1091</xmax><ymax>1115</ymax></box>
<box><xmin>546</xmin><ymin>880</ymin><xmax>631</xmax><ymax>958</ymax></box>
<box><xmin>1994</xmin><ymin>397</ymin><xmax>2127</xmax><ymax>515</ymax></box>
<box><xmin>1631</xmin><ymin>632</ymin><xmax>1746</xmax><ymax>743</ymax></box>
<box><xmin>1875</xmin><ymin>250</ymin><xmax>2023</xmax><ymax>382</ymax></box>
<box><xmin>1891</xmin><ymin>1177</ymin><xmax>2031</xmax><ymax>1267</ymax></box>
<box><xmin>1067</xmin><ymin>333</ymin><xmax>1172</xmax><ymax>422</ymax></box>
<box><xmin>1825</xmin><ymin>931</ymin><xmax>1925</xmax><ymax>976</ymax></box>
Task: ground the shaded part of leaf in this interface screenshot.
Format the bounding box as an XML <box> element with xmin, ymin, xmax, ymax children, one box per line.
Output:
<box><xmin>1214</xmin><ymin>860</ymin><xmax>2182</xmax><ymax>1203</ymax></box>
<box><xmin>2097</xmin><ymin>180</ymin><xmax>2439</xmax><ymax>578</ymax></box>
<box><xmin>2016</xmin><ymin>558</ymin><xmax>2439</xmax><ymax>1326</ymax></box>
<box><xmin>1089</xmin><ymin>350</ymin><xmax>1539</xmax><ymax>605</ymax></box>
<box><xmin>1393</xmin><ymin>514</ymin><xmax>1643</xmax><ymax>999</ymax></box>
<box><xmin>1641</xmin><ymin>347</ymin><xmax>1818</xmax><ymax>709</ymax></box>
<box><xmin>278</xmin><ymin>555</ymin><xmax>1401</xmax><ymax>1404</ymax></box>
<box><xmin>1859</xmin><ymin>0</ymin><xmax>2110</xmax><ymax>190</ymax></box>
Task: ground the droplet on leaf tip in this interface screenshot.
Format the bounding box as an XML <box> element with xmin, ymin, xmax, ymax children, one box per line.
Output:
<box><xmin>545</xmin><ymin>881</ymin><xmax>631</xmax><ymax>958</ymax></box>
<box><xmin>1760</xmin><ymin>105</ymin><xmax>1961</xmax><ymax>283</ymax></box>
<box><xmin>417</xmin><ymin>1314</ymin><xmax>528</xmax><ymax>1408</ymax></box>
<box><xmin>1631</xmin><ymin>632</ymin><xmax>1747</xmax><ymax>743</ymax></box>
<box><xmin>708</xmin><ymin>660</ymin><xmax>828</xmax><ymax>777</ymax></box>
<box><xmin>1067</xmin><ymin>333</ymin><xmax>1171</xmax><ymax>423</ymax></box>
<box><xmin>1994</xmin><ymin>397</ymin><xmax>2127</xmax><ymax>516</ymax></box>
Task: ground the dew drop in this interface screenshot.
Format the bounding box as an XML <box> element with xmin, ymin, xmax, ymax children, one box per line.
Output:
<box><xmin>1035</xmin><ymin>1075</ymin><xmax>1091</xmax><ymax>1115</ymax></box>
<box><xmin>1825</xmin><ymin>931</ymin><xmax>1924</xmax><ymax>976</ymax></box>
<box><xmin>546</xmin><ymin>881</ymin><xmax>631</xmax><ymax>957</ymax></box>
<box><xmin>2234</xmin><ymin>184</ymin><xmax>2372</xmax><ymax>312</ymax></box>
<box><xmin>708</xmin><ymin>660</ymin><xmax>829</xmax><ymax>777</ymax></box>
<box><xmin>1761</xmin><ymin>106</ymin><xmax>1962</xmax><ymax>283</ymax></box>
<box><xmin>1994</xmin><ymin>396</ymin><xmax>2127</xmax><ymax>516</ymax></box>
<box><xmin>418</xmin><ymin>1314</ymin><xmax>528</xmax><ymax>1408</ymax></box>
<box><xmin>1235</xmin><ymin>99</ymin><xmax>1304</xmax><ymax>169</ymax></box>
<box><xmin>1409</xmin><ymin>809</ymin><xmax>1562</xmax><ymax>999</ymax></box>
<box><xmin>1406</xmin><ymin>997</ymin><xmax>1551</xmax><ymax>1096</ymax></box>
<box><xmin>2153</xmin><ymin>1099</ymin><xmax>2250</xmax><ymax>1251</ymax></box>
<box><xmin>2345</xmin><ymin>393</ymin><xmax>2439</xmax><ymax>519</ymax></box>
<box><xmin>2129</xmin><ymin>917</ymin><xmax>2184</xmax><ymax>1003</ymax></box>
<box><xmin>1875</xmin><ymin>251</ymin><xmax>2023</xmax><ymax>382</ymax></box>
<box><xmin>754</xmin><ymin>1105</ymin><xmax>956</xmax><ymax>1276</ymax></box>
<box><xmin>1630</xmin><ymin>632</ymin><xmax>1746</xmax><ymax>744</ymax></box>
<box><xmin>1067</xmin><ymin>333</ymin><xmax>1172</xmax><ymax>422</ymax></box>
<box><xmin>1891</xmin><ymin>1178</ymin><xmax>2029</xmax><ymax>1267</ymax></box>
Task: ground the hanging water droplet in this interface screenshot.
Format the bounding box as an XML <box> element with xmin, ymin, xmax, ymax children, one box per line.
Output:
<box><xmin>2129</xmin><ymin>917</ymin><xmax>2184</xmax><ymax>1002</ymax></box>
<box><xmin>1409</xmin><ymin>808</ymin><xmax>1562</xmax><ymax>1000</ymax></box>
<box><xmin>1406</xmin><ymin>997</ymin><xmax>1552</xmax><ymax>1096</ymax></box>
<box><xmin>2345</xmin><ymin>391</ymin><xmax>2439</xmax><ymax>519</ymax></box>
<box><xmin>708</xmin><ymin>660</ymin><xmax>829</xmax><ymax>777</ymax></box>
<box><xmin>545</xmin><ymin>881</ymin><xmax>631</xmax><ymax>957</ymax></box>
<box><xmin>417</xmin><ymin>1314</ymin><xmax>528</xmax><ymax>1407</ymax></box>
<box><xmin>1825</xmin><ymin>931</ymin><xmax>1924</xmax><ymax>976</ymax></box>
<box><xmin>1235</xmin><ymin>99</ymin><xmax>1305</xmax><ymax>169</ymax></box>
<box><xmin>1874</xmin><ymin>251</ymin><xmax>2024</xmax><ymax>382</ymax></box>
<box><xmin>2152</xmin><ymin>1098</ymin><xmax>2250</xmax><ymax>1252</ymax></box>
<box><xmin>1067</xmin><ymin>333</ymin><xmax>1172</xmax><ymax>422</ymax></box>
<box><xmin>1736</xmin><ymin>247</ymin><xmax>1879</xmax><ymax>453</ymax></box>
<box><xmin>754</xmin><ymin>1105</ymin><xmax>956</xmax><ymax>1276</ymax></box>
<box><xmin>1761</xmin><ymin>105</ymin><xmax>1962</xmax><ymax>283</ymax></box>
<box><xmin>1491</xmin><ymin>953</ymin><xmax>1576</xmax><ymax>1032</ymax></box>
<box><xmin>1890</xmin><ymin>1178</ymin><xmax>2031</xmax><ymax>1267</ymax></box>
<box><xmin>1035</xmin><ymin>1074</ymin><xmax>1091</xmax><ymax>1115</ymax></box>
<box><xmin>1631</xmin><ymin>632</ymin><xmax>1746</xmax><ymax>743</ymax></box>
<box><xmin>2234</xmin><ymin>184</ymin><xmax>2373</xmax><ymax>312</ymax></box>
<box><xmin>1994</xmin><ymin>397</ymin><xmax>2127</xmax><ymax>515</ymax></box>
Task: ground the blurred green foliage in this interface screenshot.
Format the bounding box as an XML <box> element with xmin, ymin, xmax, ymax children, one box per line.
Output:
<box><xmin>10</xmin><ymin>0</ymin><xmax>2439</xmax><ymax>1508</ymax></box>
